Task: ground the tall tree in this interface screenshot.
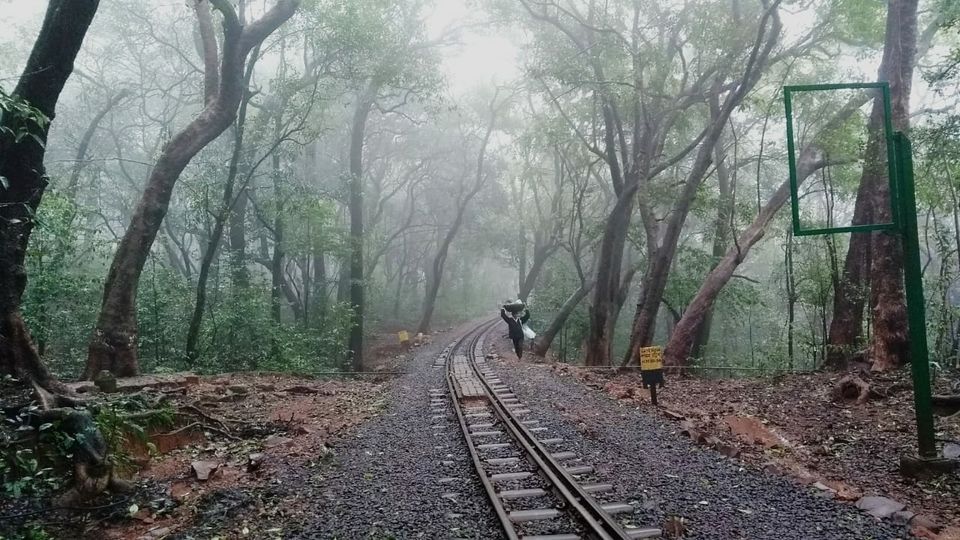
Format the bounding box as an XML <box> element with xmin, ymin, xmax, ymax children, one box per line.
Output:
<box><xmin>621</xmin><ymin>2</ymin><xmax>782</xmax><ymax>367</ymax></box>
<box><xmin>417</xmin><ymin>92</ymin><xmax>504</xmax><ymax>334</ymax></box>
<box><xmin>0</xmin><ymin>0</ymin><xmax>101</xmax><ymax>391</ymax></box>
<box><xmin>85</xmin><ymin>0</ymin><xmax>300</xmax><ymax>379</ymax></box>
<box><xmin>827</xmin><ymin>0</ymin><xmax>920</xmax><ymax>371</ymax></box>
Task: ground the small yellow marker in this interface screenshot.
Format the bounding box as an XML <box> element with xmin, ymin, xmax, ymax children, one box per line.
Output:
<box><xmin>638</xmin><ymin>346</ymin><xmax>665</xmax><ymax>405</ymax></box>
<box><xmin>639</xmin><ymin>346</ymin><xmax>663</xmax><ymax>371</ymax></box>
<box><xmin>398</xmin><ymin>330</ymin><xmax>409</xmax><ymax>345</ymax></box>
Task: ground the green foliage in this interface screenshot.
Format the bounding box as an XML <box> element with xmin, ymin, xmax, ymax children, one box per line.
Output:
<box><xmin>21</xmin><ymin>192</ymin><xmax>107</xmax><ymax>378</ymax></box>
<box><xmin>0</xmin><ymin>86</ymin><xmax>50</xmax><ymax>149</ymax></box>
<box><xmin>93</xmin><ymin>396</ymin><xmax>174</xmax><ymax>471</ymax></box>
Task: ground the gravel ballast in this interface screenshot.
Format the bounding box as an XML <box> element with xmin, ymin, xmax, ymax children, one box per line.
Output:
<box><xmin>293</xmin><ymin>326</ymin><xmax>503</xmax><ymax>539</ymax></box>
<box><xmin>486</xmin><ymin>334</ymin><xmax>907</xmax><ymax>540</ymax></box>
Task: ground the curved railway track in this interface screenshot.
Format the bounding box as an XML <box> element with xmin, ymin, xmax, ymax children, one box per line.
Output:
<box><xmin>440</xmin><ymin>320</ymin><xmax>662</xmax><ymax>540</ymax></box>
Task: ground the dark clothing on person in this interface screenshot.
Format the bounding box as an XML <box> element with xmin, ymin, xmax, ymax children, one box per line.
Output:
<box><xmin>501</xmin><ymin>308</ymin><xmax>530</xmax><ymax>359</ymax></box>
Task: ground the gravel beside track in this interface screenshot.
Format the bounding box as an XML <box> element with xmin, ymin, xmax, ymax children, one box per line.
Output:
<box><xmin>294</xmin><ymin>326</ymin><xmax>503</xmax><ymax>540</ymax></box>
<box><xmin>488</xmin><ymin>336</ymin><xmax>907</xmax><ymax>540</ymax></box>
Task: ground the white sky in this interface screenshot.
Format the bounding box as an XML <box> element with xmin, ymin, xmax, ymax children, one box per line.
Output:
<box><xmin>0</xmin><ymin>0</ymin><xmax>522</xmax><ymax>92</ymax></box>
<box><xmin>424</xmin><ymin>0</ymin><xmax>520</xmax><ymax>92</ymax></box>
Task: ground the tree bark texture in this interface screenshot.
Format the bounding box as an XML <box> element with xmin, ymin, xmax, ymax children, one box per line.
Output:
<box><xmin>866</xmin><ymin>0</ymin><xmax>918</xmax><ymax>371</ymax></box>
<box><xmin>86</xmin><ymin>0</ymin><xmax>299</xmax><ymax>379</ymax></box>
<box><xmin>0</xmin><ymin>0</ymin><xmax>100</xmax><ymax>391</ymax></box>
<box><xmin>827</xmin><ymin>0</ymin><xmax>918</xmax><ymax>371</ymax></box>
<box><xmin>689</xmin><ymin>134</ymin><xmax>734</xmax><ymax>358</ymax></box>
<box><xmin>346</xmin><ymin>84</ymin><xmax>376</xmax><ymax>370</ymax></box>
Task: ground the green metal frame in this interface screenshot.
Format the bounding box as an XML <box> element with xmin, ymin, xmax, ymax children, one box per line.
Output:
<box><xmin>893</xmin><ymin>132</ymin><xmax>936</xmax><ymax>458</ymax></box>
<box><xmin>782</xmin><ymin>83</ymin><xmax>936</xmax><ymax>459</ymax></box>
<box><xmin>783</xmin><ymin>82</ymin><xmax>898</xmax><ymax>236</ymax></box>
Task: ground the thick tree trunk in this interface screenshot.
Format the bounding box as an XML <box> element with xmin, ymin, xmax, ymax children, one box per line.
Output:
<box><xmin>0</xmin><ymin>0</ymin><xmax>100</xmax><ymax>391</ymax></box>
<box><xmin>532</xmin><ymin>279</ymin><xmax>595</xmax><ymax>357</ymax></box>
<box><xmin>827</xmin><ymin>0</ymin><xmax>918</xmax><ymax>372</ymax></box>
<box><xmin>689</xmin><ymin>140</ymin><xmax>734</xmax><ymax>358</ymax></box>
<box><xmin>86</xmin><ymin>0</ymin><xmax>298</xmax><ymax>379</ymax></box>
<box><xmin>584</xmin><ymin>188</ymin><xmax>637</xmax><ymax>365</ymax></box>
<box><xmin>826</xmin><ymin>196</ymin><xmax>872</xmax><ymax>368</ymax></box>
<box><xmin>624</xmin><ymin>10</ymin><xmax>782</xmax><ymax>367</ymax></box>
<box><xmin>229</xmin><ymin>188</ymin><xmax>249</xmax><ymax>287</ymax></box>
<box><xmin>867</xmin><ymin>0</ymin><xmax>918</xmax><ymax>371</ymax></box>
<box><xmin>347</xmin><ymin>86</ymin><xmax>376</xmax><ymax>370</ymax></box>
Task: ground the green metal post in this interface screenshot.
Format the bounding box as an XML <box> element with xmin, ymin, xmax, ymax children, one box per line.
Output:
<box><xmin>893</xmin><ymin>131</ymin><xmax>937</xmax><ymax>458</ymax></box>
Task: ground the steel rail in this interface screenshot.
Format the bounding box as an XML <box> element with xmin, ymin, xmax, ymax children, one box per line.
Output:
<box><xmin>447</xmin><ymin>320</ymin><xmax>635</xmax><ymax>540</ymax></box>
<box><xmin>445</xmin><ymin>319</ymin><xmax>517</xmax><ymax>539</ymax></box>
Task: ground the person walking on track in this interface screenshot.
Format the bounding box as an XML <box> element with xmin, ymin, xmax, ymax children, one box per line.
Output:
<box><xmin>500</xmin><ymin>307</ymin><xmax>530</xmax><ymax>359</ymax></box>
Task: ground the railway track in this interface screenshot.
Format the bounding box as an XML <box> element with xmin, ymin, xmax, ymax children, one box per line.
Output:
<box><xmin>439</xmin><ymin>320</ymin><xmax>662</xmax><ymax>540</ymax></box>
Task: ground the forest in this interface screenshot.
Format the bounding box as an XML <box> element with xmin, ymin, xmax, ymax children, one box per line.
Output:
<box><xmin>1</xmin><ymin>0</ymin><xmax>960</xmax><ymax>537</ymax></box>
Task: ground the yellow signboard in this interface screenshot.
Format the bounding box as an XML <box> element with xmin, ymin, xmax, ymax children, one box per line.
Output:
<box><xmin>398</xmin><ymin>331</ymin><xmax>410</xmax><ymax>344</ymax></box>
<box><xmin>639</xmin><ymin>346</ymin><xmax>663</xmax><ymax>371</ymax></box>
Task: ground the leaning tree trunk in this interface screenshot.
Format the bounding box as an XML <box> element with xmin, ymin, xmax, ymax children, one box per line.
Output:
<box><xmin>532</xmin><ymin>280</ymin><xmax>595</xmax><ymax>357</ymax></box>
<box><xmin>0</xmin><ymin>0</ymin><xmax>100</xmax><ymax>392</ymax></box>
<box><xmin>417</xmin><ymin>93</ymin><xmax>500</xmax><ymax>334</ymax></box>
<box><xmin>867</xmin><ymin>0</ymin><xmax>919</xmax><ymax>371</ymax></box>
<box><xmin>85</xmin><ymin>0</ymin><xmax>299</xmax><ymax>379</ymax></box>
<box><xmin>663</xmin><ymin>147</ymin><xmax>828</xmax><ymax>365</ymax></box>
<box><xmin>624</xmin><ymin>8</ymin><xmax>782</xmax><ymax>367</ymax></box>
<box><xmin>689</xmin><ymin>137</ymin><xmax>734</xmax><ymax>358</ymax></box>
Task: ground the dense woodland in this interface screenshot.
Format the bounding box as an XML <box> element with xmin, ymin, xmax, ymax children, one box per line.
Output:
<box><xmin>0</xmin><ymin>0</ymin><xmax>959</xmax><ymax>391</ymax></box>
<box><xmin>3</xmin><ymin>0</ymin><xmax>960</xmax><ymax>526</ymax></box>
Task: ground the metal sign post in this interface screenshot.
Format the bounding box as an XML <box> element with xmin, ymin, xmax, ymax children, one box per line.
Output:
<box><xmin>892</xmin><ymin>132</ymin><xmax>936</xmax><ymax>458</ymax></box>
<box><xmin>639</xmin><ymin>346</ymin><xmax>665</xmax><ymax>406</ymax></box>
<box><xmin>784</xmin><ymin>83</ymin><xmax>936</xmax><ymax>459</ymax></box>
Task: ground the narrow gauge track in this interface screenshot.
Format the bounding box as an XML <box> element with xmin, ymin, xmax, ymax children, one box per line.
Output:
<box><xmin>441</xmin><ymin>320</ymin><xmax>662</xmax><ymax>540</ymax></box>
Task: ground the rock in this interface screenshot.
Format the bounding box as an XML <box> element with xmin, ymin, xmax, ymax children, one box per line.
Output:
<box><xmin>146</xmin><ymin>527</ymin><xmax>172</xmax><ymax>538</ymax></box>
<box><xmin>910</xmin><ymin>514</ymin><xmax>941</xmax><ymax>532</ymax></box>
<box><xmin>94</xmin><ymin>370</ymin><xmax>118</xmax><ymax>393</ymax></box>
<box><xmin>191</xmin><ymin>460</ymin><xmax>220</xmax><ymax>481</ymax></box>
<box><xmin>855</xmin><ymin>495</ymin><xmax>905</xmax><ymax>519</ymax></box>
<box><xmin>228</xmin><ymin>384</ymin><xmax>249</xmax><ymax>394</ymax></box>
<box><xmin>662</xmin><ymin>409</ymin><xmax>686</xmax><ymax>421</ymax></box>
<box><xmin>724</xmin><ymin>415</ymin><xmax>791</xmax><ymax>448</ymax></box>
<box><xmin>937</xmin><ymin>526</ymin><xmax>960</xmax><ymax>540</ymax></box>
<box><xmin>284</xmin><ymin>385</ymin><xmax>319</xmax><ymax>395</ymax></box>
<box><xmin>247</xmin><ymin>453</ymin><xmax>264</xmax><ymax>472</ymax></box>
<box><xmin>812</xmin><ymin>482</ymin><xmax>836</xmax><ymax>498</ymax></box>
<box><xmin>943</xmin><ymin>442</ymin><xmax>960</xmax><ymax>460</ymax></box>
<box><xmin>821</xmin><ymin>479</ymin><xmax>862</xmax><ymax>501</ymax></box>
<box><xmin>891</xmin><ymin>510</ymin><xmax>916</xmax><ymax>524</ymax></box>
<box><xmin>264</xmin><ymin>435</ymin><xmax>293</xmax><ymax>448</ymax></box>
<box><xmin>256</xmin><ymin>383</ymin><xmax>276</xmax><ymax>392</ymax></box>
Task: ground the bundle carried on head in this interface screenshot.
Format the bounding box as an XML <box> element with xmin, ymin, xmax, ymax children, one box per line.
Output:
<box><xmin>503</xmin><ymin>299</ymin><xmax>525</xmax><ymax>313</ymax></box>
